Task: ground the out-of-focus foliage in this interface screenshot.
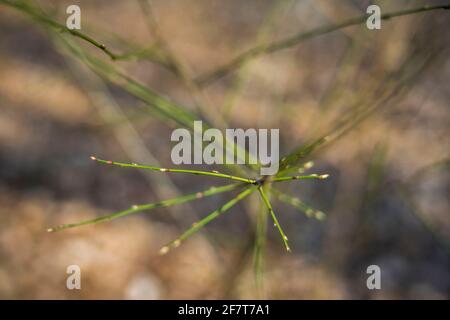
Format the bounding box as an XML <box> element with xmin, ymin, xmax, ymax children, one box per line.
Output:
<box><xmin>0</xmin><ymin>0</ymin><xmax>449</xmax><ymax>299</ymax></box>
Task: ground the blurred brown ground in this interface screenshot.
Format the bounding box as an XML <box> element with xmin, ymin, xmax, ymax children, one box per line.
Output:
<box><xmin>0</xmin><ymin>0</ymin><xmax>449</xmax><ymax>299</ymax></box>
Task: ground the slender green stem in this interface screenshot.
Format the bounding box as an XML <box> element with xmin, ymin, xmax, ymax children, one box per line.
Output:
<box><xmin>91</xmin><ymin>156</ymin><xmax>256</xmax><ymax>184</ymax></box>
<box><xmin>195</xmin><ymin>4</ymin><xmax>450</xmax><ymax>86</ymax></box>
<box><xmin>272</xmin><ymin>174</ymin><xmax>329</xmax><ymax>182</ymax></box>
<box><xmin>0</xmin><ymin>0</ymin><xmax>122</xmax><ymax>60</ymax></box>
<box><xmin>2</xmin><ymin>0</ymin><xmax>169</xmax><ymax>66</ymax></box>
<box><xmin>48</xmin><ymin>182</ymin><xmax>243</xmax><ymax>232</ymax></box>
<box><xmin>257</xmin><ymin>186</ymin><xmax>290</xmax><ymax>252</ymax></box>
<box><xmin>160</xmin><ymin>186</ymin><xmax>257</xmax><ymax>254</ymax></box>
<box><xmin>253</xmin><ymin>185</ymin><xmax>268</xmax><ymax>295</ymax></box>
<box><xmin>269</xmin><ymin>188</ymin><xmax>325</xmax><ymax>220</ymax></box>
<box><xmin>65</xmin><ymin>28</ymin><xmax>117</xmax><ymax>60</ymax></box>
<box><xmin>2</xmin><ymin>0</ymin><xmax>166</xmax><ymax>64</ymax></box>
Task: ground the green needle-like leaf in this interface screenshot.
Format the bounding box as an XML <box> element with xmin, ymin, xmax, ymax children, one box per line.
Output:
<box><xmin>48</xmin><ymin>182</ymin><xmax>243</xmax><ymax>232</ymax></box>
<box><xmin>160</xmin><ymin>186</ymin><xmax>257</xmax><ymax>254</ymax></box>
<box><xmin>272</xmin><ymin>174</ymin><xmax>329</xmax><ymax>182</ymax></box>
<box><xmin>257</xmin><ymin>186</ymin><xmax>290</xmax><ymax>252</ymax></box>
<box><xmin>91</xmin><ymin>156</ymin><xmax>256</xmax><ymax>184</ymax></box>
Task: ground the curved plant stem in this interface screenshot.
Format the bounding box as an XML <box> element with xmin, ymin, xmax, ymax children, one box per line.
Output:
<box><xmin>48</xmin><ymin>182</ymin><xmax>243</xmax><ymax>232</ymax></box>
<box><xmin>91</xmin><ymin>156</ymin><xmax>257</xmax><ymax>184</ymax></box>
<box><xmin>160</xmin><ymin>186</ymin><xmax>257</xmax><ymax>254</ymax></box>
<box><xmin>195</xmin><ymin>4</ymin><xmax>450</xmax><ymax>86</ymax></box>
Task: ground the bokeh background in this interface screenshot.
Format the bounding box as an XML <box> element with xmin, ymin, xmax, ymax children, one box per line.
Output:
<box><xmin>0</xmin><ymin>0</ymin><xmax>449</xmax><ymax>299</ymax></box>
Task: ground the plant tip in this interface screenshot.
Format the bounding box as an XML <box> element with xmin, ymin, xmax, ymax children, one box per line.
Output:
<box><xmin>304</xmin><ymin>161</ymin><xmax>314</xmax><ymax>169</ymax></box>
<box><xmin>90</xmin><ymin>156</ymin><xmax>97</xmax><ymax>161</ymax></box>
<box><xmin>159</xmin><ymin>246</ymin><xmax>170</xmax><ymax>255</ymax></box>
<box><xmin>173</xmin><ymin>240</ymin><xmax>181</xmax><ymax>248</ymax></box>
<box><xmin>315</xmin><ymin>211</ymin><xmax>326</xmax><ymax>220</ymax></box>
<box><xmin>319</xmin><ymin>174</ymin><xmax>329</xmax><ymax>179</ymax></box>
<box><xmin>299</xmin><ymin>161</ymin><xmax>314</xmax><ymax>173</ymax></box>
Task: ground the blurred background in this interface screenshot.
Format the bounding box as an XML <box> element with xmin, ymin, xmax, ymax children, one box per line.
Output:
<box><xmin>0</xmin><ymin>0</ymin><xmax>449</xmax><ymax>299</ymax></box>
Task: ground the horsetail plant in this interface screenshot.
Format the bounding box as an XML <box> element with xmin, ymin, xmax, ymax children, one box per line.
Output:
<box><xmin>4</xmin><ymin>0</ymin><xmax>449</xmax><ymax>292</ymax></box>
<box><xmin>48</xmin><ymin>156</ymin><xmax>329</xmax><ymax>256</ymax></box>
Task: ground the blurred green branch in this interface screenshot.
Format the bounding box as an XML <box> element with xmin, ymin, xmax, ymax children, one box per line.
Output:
<box><xmin>194</xmin><ymin>4</ymin><xmax>450</xmax><ymax>86</ymax></box>
<box><xmin>0</xmin><ymin>0</ymin><xmax>173</xmax><ymax>67</ymax></box>
<box><xmin>1</xmin><ymin>0</ymin><xmax>118</xmax><ymax>59</ymax></box>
